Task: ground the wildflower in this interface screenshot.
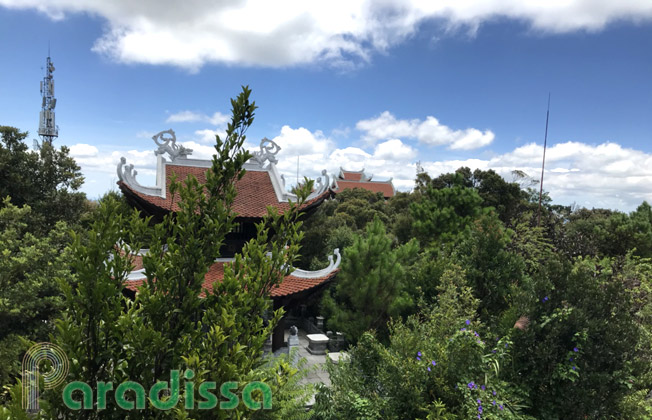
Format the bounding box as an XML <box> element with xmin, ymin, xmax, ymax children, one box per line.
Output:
<box><xmin>573</xmin><ymin>347</ymin><xmax>579</xmax><ymax>352</ymax></box>
<box><xmin>570</xmin><ymin>357</ymin><xmax>574</xmax><ymax>362</ymax></box>
<box><xmin>499</xmin><ymin>404</ymin><xmax>504</xmax><ymax>410</ymax></box>
<box><xmin>492</xmin><ymin>349</ymin><xmax>496</xmax><ymax>353</ymax></box>
<box><xmin>572</xmin><ymin>366</ymin><xmax>576</xmax><ymax>370</ymax></box>
<box><xmin>478</xmin><ymin>406</ymin><xmax>483</xmax><ymax>414</ymax></box>
<box><xmin>432</xmin><ymin>360</ymin><xmax>436</xmax><ymax>366</ymax></box>
<box><xmin>466</xmin><ymin>319</ymin><xmax>471</xmax><ymax>325</ymax></box>
<box><xmin>477</xmin><ymin>415</ymin><xmax>481</xmax><ymax>420</ymax></box>
<box><xmin>427</xmin><ymin>367</ymin><xmax>431</xmax><ymax>372</ymax></box>
<box><xmin>417</xmin><ymin>351</ymin><xmax>422</xmax><ymax>356</ymax></box>
<box><xmin>492</xmin><ymin>400</ymin><xmax>496</xmax><ymax>406</ymax></box>
<box><xmin>468</xmin><ymin>381</ymin><xmax>475</xmax><ymax>389</ymax></box>
<box><xmin>492</xmin><ymin>391</ymin><xmax>496</xmax><ymax>396</ymax></box>
<box><xmin>481</xmin><ymin>385</ymin><xmax>486</xmax><ymax>391</ymax></box>
<box><xmin>417</xmin><ymin>356</ymin><xmax>421</xmax><ymax>361</ymax></box>
<box><xmin>474</xmin><ymin>331</ymin><xmax>480</xmax><ymax>337</ymax></box>
<box><xmin>477</xmin><ymin>399</ymin><xmax>482</xmax><ymax>404</ymax></box>
<box><xmin>461</xmin><ymin>328</ymin><xmax>467</xmax><ymax>332</ymax></box>
<box><xmin>542</xmin><ymin>296</ymin><xmax>549</xmax><ymax>302</ymax></box>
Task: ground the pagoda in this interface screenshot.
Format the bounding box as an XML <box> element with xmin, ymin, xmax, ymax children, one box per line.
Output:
<box><xmin>116</xmin><ymin>130</ymin><xmax>340</xmax><ymax>350</ymax></box>
<box><xmin>333</xmin><ymin>167</ymin><xmax>396</xmax><ymax>198</ymax></box>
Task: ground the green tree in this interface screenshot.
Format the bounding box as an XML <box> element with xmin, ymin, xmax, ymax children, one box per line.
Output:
<box><xmin>0</xmin><ymin>126</ymin><xmax>88</xmax><ymax>233</ymax></box>
<box><xmin>410</xmin><ymin>172</ymin><xmax>486</xmax><ymax>245</ymax></box>
<box><xmin>37</xmin><ymin>87</ymin><xmax>312</xmax><ymax>419</ymax></box>
<box><xmin>322</xmin><ymin>217</ymin><xmax>418</xmax><ymax>343</ymax></box>
<box><xmin>313</xmin><ymin>268</ymin><xmax>534</xmax><ymax>420</ymax></box>
<box><xmin>298</xmin><ymin>188</ymin><xmax>390</xmax><ymax>270</ymax></box>
<box><xmin>0</xmin><ymin>198</ymin><xmax>72</xmax><ymax>388</ymax></box>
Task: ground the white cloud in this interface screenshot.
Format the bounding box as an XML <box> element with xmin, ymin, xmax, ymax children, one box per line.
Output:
<box><xmin>357</xmin><ymin>111</ymin><xmax>494</xmax><ymax>150</ymax></box>
<box><xmin>166</xmin><ymin>111</ymin><xmax>229</xmax><ymax>125</ymax></box>
<box><xmin>272</xmin><ymin>125</ymin><xmax>334</xmax><ymax>157</ymax></box>
<box><xmin>69</xmin><ymin>128</ymin><xmax>652</xmax><ymax>211</ymax></box>
<box><xmin>374</xmin><ymin>139</ymin><xmax>417</xmax><ymax>160</ymax></box>
<box><xmin>69</xmin><ymin>143</ymin><xmax>98</xmax><ymax>157</ymax></box>
<box><xmin>193</xmin><ymin>128</ymin><xmax>227</xmax><ymax>144</ymax></box>
<box><xmin>2</xmin><ymin>1</ymin><xmax>651</xmax><ymax>70</ymax></box>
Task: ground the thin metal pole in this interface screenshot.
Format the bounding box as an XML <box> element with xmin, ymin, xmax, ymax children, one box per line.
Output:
<box><xmin>537</xmin><ymin>93</ymin><xmax>551</xmax><ymax>226</ymax></box>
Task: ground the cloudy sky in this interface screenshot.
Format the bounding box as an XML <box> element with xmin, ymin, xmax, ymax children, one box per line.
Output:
<box><xmin>1</xmin><ymin>1</ymin><xmax>652</xmax><ymax>211</ymax></box>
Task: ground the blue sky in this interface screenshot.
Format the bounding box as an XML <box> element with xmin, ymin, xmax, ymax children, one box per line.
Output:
<box><xmin>1</xmin><ymin>1</ymin><xmax>652</xmax><ymax>210</ymax></box>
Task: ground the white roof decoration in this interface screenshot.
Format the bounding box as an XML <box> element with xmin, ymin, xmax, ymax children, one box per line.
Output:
<box><xmin>117</xmin><ymin>129</ymin><xmax>333</xmax><ymax>202</ymax></box>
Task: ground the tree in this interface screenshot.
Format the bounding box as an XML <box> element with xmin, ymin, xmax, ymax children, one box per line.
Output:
<box><xmin>38</xmin><ymin>87</ymin><xmax>312</xmax><ymax>418</ymax></box>
<box><xmin>0</xmin><ymin>126</ymin><xmax>87</xmax><ymax>233</ymax></box>
<box><xmin>322</xmin><ymin>217</ymin><xmax>418</xmax><ymax>343</ymax></box>
<box><xmin>410</xmin><ymin>172</ymin><xmax>486</xmax><ymax>246</ymax></box>
<box><xmin>313</xmin><ymin>268</ymin><xmax>534</xmax><ymax>420</ymax></box>
<box><xmin>0</xmin><ymin>198</ymin><xmax>72</xmax><ymax>389</ymax></box>
<box><xmin>298</xmin><ymin>188</ymin><xmax>390</xmax><ymax>270</ymax></box>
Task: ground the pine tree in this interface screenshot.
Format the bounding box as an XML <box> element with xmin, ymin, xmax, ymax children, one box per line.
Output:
<box><xmin>322</xmin><ymin>217</ymin><xmax>418</xmax><ymax>343</ymax></box>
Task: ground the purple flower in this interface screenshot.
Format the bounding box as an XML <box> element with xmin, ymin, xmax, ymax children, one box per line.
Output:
<box><xmin>499</xmin><ymin>404</ymin><xmax>504</xmax><ymax>410</ymax></box>
<box><xmin>461</xmin><ymin>328</ymin><xmax>467</xmax><ymax>332</ymax></box>
<box><xmin>478</xmin><ymin>406</ymin><xmax>483</xmax><ymax>413</ymax></box>
<box><xmin>468</xmin><ymin>381</ymin><xmax>475</xmax><ymax>389</ymax></box>
<box><xmin>417</xmin><ymin>351</ymin><xmax>422</xmax><ymax>357</ymax></box>
<box><xmin>505</xmin><ymin>343</ymin><xmax>509</xmax><ymax>348</ymax></box>
<box><xmin>466</xmin><ymin>319</ymin><xmax>471</xmax><ymax>325</ymax></box>
<box><xmin>572</xmin><ymin>366</ymin><xmax>576</xmax><ymax>370</ymax></box>
<box><xmin>474</xmin><ymin>331</ymin><xmax>480</xmax><ymax>337</ymax></box>
<box><xmin>477</xmin><ymin>415</ymin><xmax>481</xmax><ymax>419</ymax></box>
<box><xmin>492</xmin><ymin>400</ymin><xmax>496</xmax><ymax>406</ymax></box>
<box><xmin>432</xmin><ymin>360</ymin><xmax>436</xmax><ymax>366</ymax></box>
<box><xmin>492</xmin><ymin>349</ymin><xmax>497</xmax><ymax>353</ymax></box>
<box><xmin>427</xmin><ymin>367</ymin><xmax>431</xmax><ymax>372</ymax></box>
<box><xmin>416</xmin><ymin>356</ymin><xmax>421</xmax><ymax>361</ymax></box>
<box><xmin>492</xmin><ymin>391</ymin><xmax>496</xmax><ymax>396</ymax></box>
<box><xmin>481</xmin><ymin>385</ymin><xmax>486</xmax><ymax>391</ymax></box>
<box><xmin>573</xmin><ymin>347</ymin><xmax>579</xmax><ymax>352</ymax></box>
<box><xmin>477</xmin><ymin>399</ymin><xmax>482</xmax><ymax>404</ymax></box>
<box><xmin>570</xmin><ymin>357</ymin><xmax>574</xmax><ymax>362</ymax></box>
<box><xmin>542</xmin><ymin>296</ymin><xmax>549</xmax><ymax>302</ymax></box>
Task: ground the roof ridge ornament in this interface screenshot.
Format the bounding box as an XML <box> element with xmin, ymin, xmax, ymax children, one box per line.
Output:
<box><xmin>307</xmin><ymin>169</ymin><xmax>332</xmax><ymax>200</ymax></box>
<box><xmin>153</xmin><ymin>129</ymin><xmax>192</xmax><ymax>161</ymax></box>
<box><xmin>251</xmin><ymin>138</ymin><xmax>281</xmax><ymax>167</ymax></box>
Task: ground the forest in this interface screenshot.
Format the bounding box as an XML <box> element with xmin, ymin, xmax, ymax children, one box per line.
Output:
<box><xmin>1</xmin><ymin>88</ymin><xmax>651</xmax><ymax>419</ymax></box>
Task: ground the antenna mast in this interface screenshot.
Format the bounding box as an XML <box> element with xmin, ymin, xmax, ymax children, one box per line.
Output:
<box><xmin>38</xmin><ymin>51</ymin><xmax>59</xmax><ymax>144</ymax></box>
<box><xmin>537</xmin><ymin>93</ymin><xmax>551</xmax><ymax>226</ymax></box>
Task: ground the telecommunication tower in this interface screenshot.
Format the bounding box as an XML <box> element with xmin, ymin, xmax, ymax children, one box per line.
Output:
<box><xmin>38</xmin><ymin>54</ymin><xmax>58</xmax><ymax>143</ymax></box>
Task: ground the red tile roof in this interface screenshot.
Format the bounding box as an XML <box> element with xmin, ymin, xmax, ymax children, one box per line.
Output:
<box><xmin>118</xmin><ymin>166</ymin><xmax>330</xmax><ymax>218</ymax></box>
<box><xmin>124</xmin><ymin>261</ymin><xmax>338</xmax><ymax>298</ymax></box>
<box><xmin>340</xmin><ymin>171</ymin><xmax>364</xmax><ymax>181</ymax></box>
<box><xmin>334</xmin><ymin>180</ymin><xmax>395</xmax><ymax>198</ymax></box>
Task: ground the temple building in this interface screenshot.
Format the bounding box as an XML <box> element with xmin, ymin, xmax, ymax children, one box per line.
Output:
<box><xmin>116</xmin><ymin>130</ymin><xmax>340</xmax><ymax>350</ymax></box>
<box><xmin>333</xmin><ymin>167</ymin><xmax>396</xmax><ymax>198</ymax></box>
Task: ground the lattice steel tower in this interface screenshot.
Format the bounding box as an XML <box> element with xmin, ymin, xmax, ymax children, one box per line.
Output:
<box><xmin>38</xmin><ymin>54</ymin><xmax>58</xmax><ymax>144</ymax></box>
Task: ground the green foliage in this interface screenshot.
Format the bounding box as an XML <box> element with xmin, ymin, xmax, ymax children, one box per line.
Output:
<box><xmin>313</xmin><ymin>268</ymin><xmax>534</xmax><ymax>420</ymax></box>
<box><xmin>322</xmin><ymin>217</ymin><xmax>418</xmax><ymax>343</ymax></box>
<box><xmin>18</xmin><ymin>87</ymin><xmax>312</xmax><ymax>419</ymax></box>
<box><xmin>455</xmin><ymin>212</ymin><xmax>526</xmax><ymax>325</ymax></box>
<box><xmin>0</xmin><ymin>126</ymin><xmax>88</xmax><ymax>234</ymax></box>
<box><xmin>0</xmin><ymin>198</ymin><xmax>72</xmax><ymax>388</ymax></box>
<box><xmin>508</xmin><ymin>256</ymin><xmax>649</xmax><ymax>419</ymax></box>
<box><xmin>411</xmin><ymin>172</ymin><xmax>486</xmax><ymax>245</ymax></box>
<box><xmin>298</xmin><ymin>188</ymin><xmax>391</xmax><ymax>270</ymax></box>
